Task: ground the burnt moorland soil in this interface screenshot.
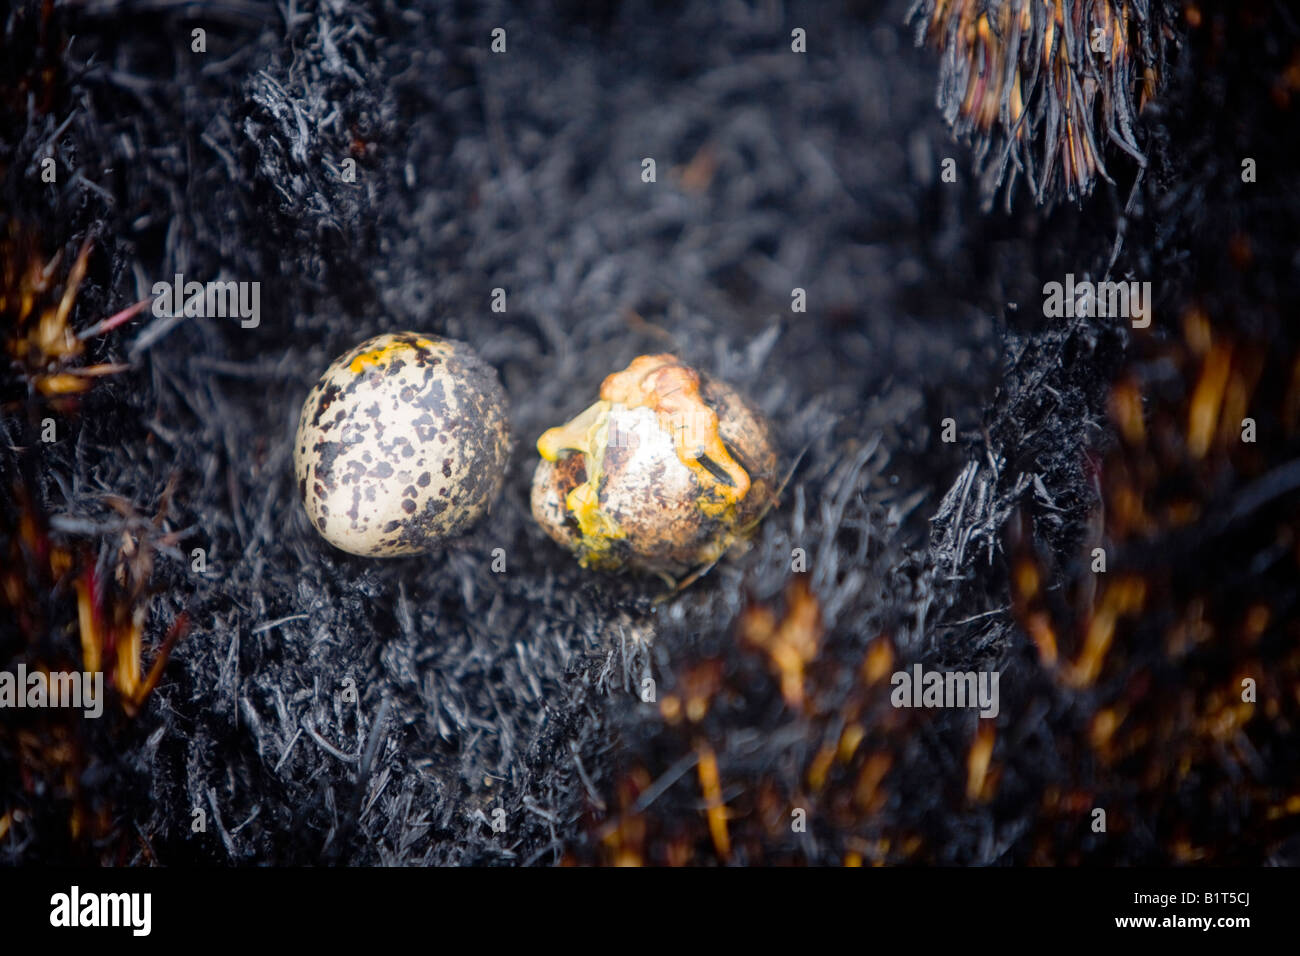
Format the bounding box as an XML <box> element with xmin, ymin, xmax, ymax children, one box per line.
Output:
<box><xmin>1</xmin><ymin>0</ymin><xmax>1298</xmax><ymax>865</ymax></box>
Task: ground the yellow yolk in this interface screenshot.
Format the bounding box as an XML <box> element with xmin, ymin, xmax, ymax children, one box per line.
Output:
<box><xmin>348</xmin><ymin>337</ymin><xmax>445</xmax><ymax>374</ymax></box>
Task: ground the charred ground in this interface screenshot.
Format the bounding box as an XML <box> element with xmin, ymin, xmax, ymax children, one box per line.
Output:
<box><xmin>1</xmin><ymin>0</ymin><xmax>1297</xmax><ymax>865</ymax></box>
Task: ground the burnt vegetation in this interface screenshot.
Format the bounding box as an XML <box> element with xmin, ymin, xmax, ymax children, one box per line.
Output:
<box><xmin>2</xmin><ymin>0</ymin><xmax>1298</xmax><ymax>865</ymax></box>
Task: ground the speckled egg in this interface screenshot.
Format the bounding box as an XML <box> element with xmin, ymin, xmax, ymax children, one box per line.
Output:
<box><xmin>531</xmin><ymin>353</ymin><xmax>779</xmax><ymax>580</ymax></box>
<box><xmin>294</xmin><ymin>332</ymin><xmax>510</xmax><ymax>556</ymax></box>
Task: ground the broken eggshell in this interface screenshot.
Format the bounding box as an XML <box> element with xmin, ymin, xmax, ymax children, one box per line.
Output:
<box><xmin>530</xmin><ymin>353</ymin><xmax>779</xmax><ymax>580</ymax></box>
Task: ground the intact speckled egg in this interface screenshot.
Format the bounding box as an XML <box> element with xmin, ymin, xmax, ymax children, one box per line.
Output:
<box><xmin>531</xmin><ymin>353</ymin><xmax>779</xmax><ymax>581</ymax></box>
<box><xmin>294</xmin><ymin>332</ymin><xmax>510</xmax><ymax>556</ymax></box>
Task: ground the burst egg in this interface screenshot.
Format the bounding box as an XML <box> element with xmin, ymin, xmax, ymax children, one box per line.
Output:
<box><xmin>531</xmin><ymin>353</ymin><xmax>779</xmax><ymax>580</ymax></box>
